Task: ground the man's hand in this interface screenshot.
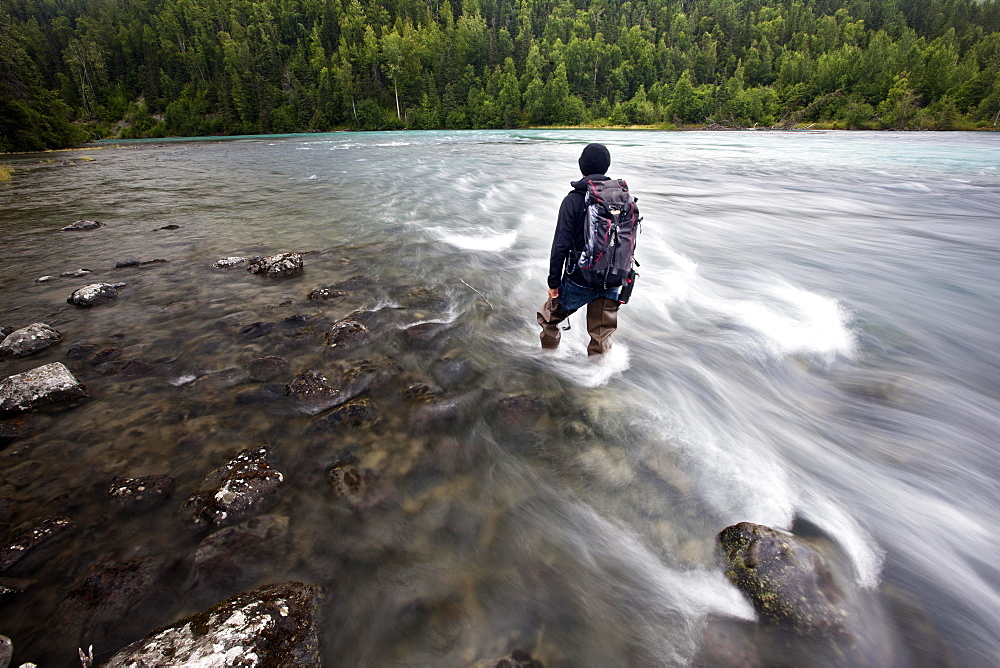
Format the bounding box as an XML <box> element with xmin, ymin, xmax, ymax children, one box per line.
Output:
<box><xmin>547</xmin><ymin>287</ymin><xmax>559</xmax><ymax>300</ymax></box>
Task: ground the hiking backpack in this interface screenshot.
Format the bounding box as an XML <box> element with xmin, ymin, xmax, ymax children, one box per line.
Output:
<box><xmin>573</xmin><ymin>179</ymin><xmax>641</xmax><ymax>290</ymax></box>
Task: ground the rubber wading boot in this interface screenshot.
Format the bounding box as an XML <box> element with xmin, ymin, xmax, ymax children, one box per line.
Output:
<box><xmin>537</xmin><ymin>297</ymin><xmax>573</xmax><ymax>349</ymax></box>
<box><xmin>586</xmin><ymin>297</ymin><xmax>619</xmax><ymax>355</ymax></box>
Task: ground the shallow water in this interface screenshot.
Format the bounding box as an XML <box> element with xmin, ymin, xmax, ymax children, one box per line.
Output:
<box><xmin>1</xmin><ymin>130</ymin><xmax>998</xmax><ymax>665</ymax></box>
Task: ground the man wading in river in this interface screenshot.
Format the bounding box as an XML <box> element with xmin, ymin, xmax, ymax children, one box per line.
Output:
<box><xmin>537</xmin><ymin>143</ymin><xmax>640</xmax><ymax>355</ymax></box>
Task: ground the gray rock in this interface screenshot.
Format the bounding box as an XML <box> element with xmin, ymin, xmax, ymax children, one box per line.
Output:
<box><xmin>60</xmin><ymin>219</ymin><xmax>102</xmax><ymax>231</ymax></box>
<box><xmin>0</xmin><ymin>634</ymin><xmax>11</xmax><ymax>668</ymax></box>
<box><xmin>717</xmin><ymin>521</ymin><xmax>898</xmax><ymax>666</ymax></box>
<box><xmin>0</xmin><ymin>323</ymin><xmax>61</xmax><ymax>359</ymax></box>
<box><xmin>180</xmin><ymin>446</ymin><xmax>284</xmax><ymax>527</ymax></box>
<box><xmin>59</xmin><ymin>268</ymin><xmax>92</xmax><ymax>278</ymax></box>
<box><xmin>105</xmin><ymin>582</ymin><xmax>321</xmax><ymax>667</ymax></box>
<box><xmin>108</xmin><ymin>475</ymin><xmax>175</xmax><ymax>509</ymax></box>
<box><xmin>213</xmin><ymin>256</ymin><xmax>258</xmax><ymax>269</ymax></box>
<box><xmin>287</xmin><ymin>370</ymin><xmax>346</xmax><ymax>415</ymax></box>
<box><xmin>0</xmin><ymin>362</ymin><xmax>87</xmax><ymax>417</ymax></box>
<box><xmin>0</xmin><ymin>326</ymin><xmax>12</xmax><ymax>341</ymax></box>
<box><xmin>0</xmin><ymin>515</ymin><xmax>74</xmax><ymax>572</ymax></box>
<box><xmin>324</xmin><ymin>319</ymin><xmax>368</xmax><ymax>349</ymax></box>
<box><xmin>34</xmin><ymin>275</ymin><xmax>54</xmax><ymax>283</ymax></box>
<box><xmin>719</xmin><ymin>522</ymin><xmax>849</xmax><ymax>635</ymax></box>
<box><xmin>247</xmin><ymin>253</ymin><xmax>303</xmax><ymax>278</ymax></box>
<box><xmin>67</xmin><ymin>282</ymin><xmax>126</xmax><ymax>307</ymax></box>
<box><xmin>190</xmin><ymin>514</ymin><xmax>290</xmax><ymax>591</ymax></box>
<box><xmin>248</xmin><ymin>356</ymin><xmax>290</xmax><ymax>382</ymax></box>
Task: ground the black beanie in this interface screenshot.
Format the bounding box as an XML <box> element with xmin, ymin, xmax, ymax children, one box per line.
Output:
<box><xmin>578</xmin><ymin>143</ymin><xmax>611</xmax><ymax>175</ymax></box>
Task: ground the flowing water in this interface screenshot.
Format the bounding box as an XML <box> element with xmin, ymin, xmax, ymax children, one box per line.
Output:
<box><xmin>0</xmin><ymin>130</ymin><xmax>998</xmax><ymax>665</ymax></box>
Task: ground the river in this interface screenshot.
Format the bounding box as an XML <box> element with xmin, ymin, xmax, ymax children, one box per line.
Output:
<box><xmin>0</xmin><ymin>129</ymin><xmax>998</xmax><ymax>665</ymax></box>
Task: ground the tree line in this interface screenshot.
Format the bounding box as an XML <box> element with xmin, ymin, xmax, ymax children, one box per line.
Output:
<box><xmin>1</xmin><ymin>0</ymin><xmax>999</xmax><ymax>151</ymax></box>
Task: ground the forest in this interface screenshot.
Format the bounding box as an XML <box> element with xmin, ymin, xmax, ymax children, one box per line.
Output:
<box><xmin>1</xmin><ymin>0</ymin><xmax>999</xmax><ymax>151</ymax></box>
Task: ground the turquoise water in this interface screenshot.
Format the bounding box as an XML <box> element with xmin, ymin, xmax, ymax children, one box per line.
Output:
<box><xmin>1</xmin><ymin>130</ymin><xmax>999</xmax><ymax>664</ymax></box>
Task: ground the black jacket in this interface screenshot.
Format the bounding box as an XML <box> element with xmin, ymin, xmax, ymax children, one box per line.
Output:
<box><xmin>547</xmin><ymin>174</ymin><xmax>609</xmax><ymax>289</ymax></box>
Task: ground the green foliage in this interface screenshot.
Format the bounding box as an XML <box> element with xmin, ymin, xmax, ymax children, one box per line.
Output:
<box><xmin>3</xmin><ymin>0</ymin><xmax>999</xmax><ymax>150</ymax></box>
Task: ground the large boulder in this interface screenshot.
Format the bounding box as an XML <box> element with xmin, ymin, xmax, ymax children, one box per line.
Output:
<box><xmin>61</xmin><ymin>219</ymin><xmax>102</xmax><ymax>231</ymax></box>
<box><xmin>247</xmin><ymin>253</ymin><xmax>303</xmax><ymax>278</ymax></box>
<box><xmin>67</xmin><ymin>282</ymin><xmax>126</xmax><ymax>307</ymax></box>
<box><xmin>0</xmin><ymin>323</ymin><xmax>61</xmax><ymax>359</ymax></box>
<box><xmin>180</xmin><ymin>446</ymin><xmax>284</xmax><ymax>527</ymax></box>
<box><xmin>0</xmin><ymin>516</ymin><xmax>74</xmax><ymax>572</ymax></box>
<box><xmin>717</xmin><ymin>522</ymin><xmax>897</xmax><ymax>664</ymax></box>
<box><xmin>719</xmin><ymin>522</ymin><xmax>848</xmax><ymax>635</ymax></box>
<box><xmin>104</xmin><ymin>582</ymin><xmax>321</xmax><ymax>667</ymax></box>
<box><xmin>0</xmin><ymin>363</ymin><xmax>87</xmax><ymax>417</ymax></box>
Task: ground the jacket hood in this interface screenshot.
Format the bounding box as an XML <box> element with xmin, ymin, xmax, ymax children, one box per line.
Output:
<box><xmin>570</xmin><ymin>174</ymin><xmax>610</xmax><ymax>191</ymax></box>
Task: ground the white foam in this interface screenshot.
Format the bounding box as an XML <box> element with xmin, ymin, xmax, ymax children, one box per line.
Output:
<box><xmin>428</xmin><ymin>226</ymin><xmax>518</xmax><ymax>252</ymax></box>
<box><xmin>719</xmin><ymin>282</ymin><xmax>854</xmax><ymax>359</ymax></box>
<box><xmin>539</xmin><ymin>333</ymin><xmax>631</xmax><ymax>388</ymax></box>
<box><xmin>170</xmin><ymin>374</ymin><xmax>197</xmax><ymax>386</ymax></box>
<box><xmin>797</xmin><ymin>491</ymin><xmax>885</xmax><ymax>589</ymax></box>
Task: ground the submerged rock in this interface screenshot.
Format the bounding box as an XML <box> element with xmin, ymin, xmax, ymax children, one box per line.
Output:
<box><xmin>472</xmin><ymin>649</ymin><xmax>545</xmax><ymax>668</ymax></box>
<box><xmin>114</xmin><ymin>258</ymin><xmax>168</xmax><ymax>269</ymax></box>
<box><xmin>0</xmin><ymin>516</ymin><xmax>74</xmax><ymax>572</ymax></box>
<box><xmin>58</xmin><ymin>557</ymin><xmax>174</xmax><ymax>650</ymax></box>
<box><xmin>0</xmin><ymin>418</ymin><xmax>31</xmax><ymax>447</ymax></box>
<box><xmin>190</xmin><ymin>514</ymin><xmax>290</xmax><ymax>591</ymax></box>
<box><xmin>247</xmin><ymin>253</ymin><xmax>303</xmax><ymax>278</ymax></box>
<box><xmin>0</xmin><ymin>362</ymin><xmax>87</xmax><ymax>417</ymax></box>
<box><xmin>310</xmin><ymin>398</ymin><xmax>378</xmax><ymax>431</ymax></box>
<box><xmin>237</xmin><ymin>321</ymin><xmax>275</xmax><ymax>339</ymax></box>
<box><xmin>324</xmin><ymin>319</ymin><xmax>369</xmax><ymax>348</ymax></box>
<box><xmin>0</xmin><ymin>581</ymin><xmax>23</xmax><ymax>601</ymax></box>
<box><xmin>59</xmin><ymin>268</ymin><xmax>92</xmax><ymax>278</ymax></box>
<box><xmin>0</xmin><ymin>323</ymin><xmax>61</xmax><ymax>359</ymax></box>
<box><xmin>156</xmin><ymin>224</ymin><xmax>181</xmax><ymax>231</ymax></box>
<box><xmin>287</xmin><ymin>370</ymin><xmax>347</xmax><ymax>415</ymax></box>
<box><xmin>213</xmin><ymin>256</ymin><xmax>258</xmax><ymax>269</ymax></box>
<box><xmin>248</xmin><ymin>355</ymin><xmax>290</xmax><ymax>382</ymax></box>
<box><xmin>61</xmin><ymin>219</ymin><xmax>102</xmax><ymax>231</ymax></box>
<box><xmin>67</xmin><ymin>282</ymin><xmax>126</xmax><ymax>307</ymax></box>
<box><xmin>105</xmin><ymin>582</ymin><xmax>321</xmax><ymax>667</ymax></box>
<box><xmin>307</xmin><ymin>287</ymin><xmax>346</xmax><ymax>300</ymax></box>
<box><xmin>35</xmin><ymin>275</ymin><xmax>54</xmax><ymax>283</ymax></box>
<box><xmin>328</xmin><ymin>461</ymin><xmax>392</xmax><ymax>510</ymax></box>
<box><xmin>107</xmin><ymin>475</ymin><xmax>175</xmax><ymax>509</ymax></box>
<box><xmin>403</xmin><ymin>322</ymin><xmax>450</xmax><ymax>348</ymax></box>
<box><xmin>180</xmin><ymin>446</ymin><xmax>284</xmax><ymax>527</ymax></box>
